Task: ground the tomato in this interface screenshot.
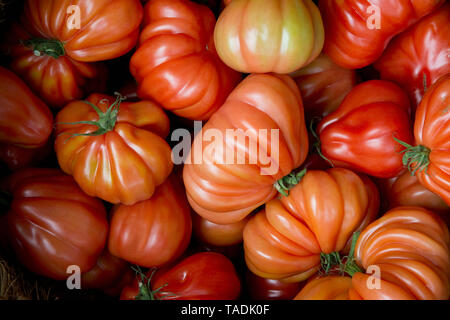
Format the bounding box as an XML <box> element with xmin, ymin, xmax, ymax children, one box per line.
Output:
<box><xmin>108</xmin><ymin>174</ymin><xmax>192</xmax><ymax>268</ymax></box>
<box><xmin>55</xmin><ymin>93</ymin><xmax>173</xmax><ymax>205</ymax></box>
<box><xmin>374</xmin><ymin>3</ymin><xmax>450</xmax><ymax>109</ymax></box>
<box><xmin>192</xmin><ymin>211</ymin><xmax>250</xmax><ymax>247</ymax></box>
<box><xmin>319</xmin><ymin>0</ymin><xmax>445</xmax><ymax>69</ymax></box>
<box><xmin>245</xmin><ymin>268</ymin><xmax>304</xmax><ymax>300</ymax></box>
<box><xmin>297</xmin><ymin>206</ymin><xmax>450</xmax><ymax>300</ymax></box>
<box><xmin>244</xmin><ymin>168</ymin><xmax>379</xmax><ymax>282</ymax></box>
<box><xmin>317</xmin><ymin>80</ymin><xmax>413</xmax><ymax>178</ymax></box>
<box><xmin>81</xmin><ymin>249</ymin><xmax>132</xmax><ymax>296</ymax></box>
<box><xmin>2</xmin><ymin>168</ymin><xmax>108</xmax><ymax>280</ymax></box>
<box><xmin>120</xmin><ymin>252</ymin><xmax>241</xmax><ymax>300</ymax></box>
<box><xmin>214</xmin><ymin>0</ymin><xmax>324</xmax><ymax>74</ymax></box>
<box><xmin>0</xmin><ymin>66</ymin><xmax>53</xmax><ymax>149</ymax></box>
<box><xmin>0</xmin><ymin>141</ymin><xmax>53</xmax><ymax>172</ymax></box>
<box><xmin>291</xmin><ymin>53</ymin><xmax>358</xmax><ymax>120</ymax></box>
<box><xmin>377</xmin><ymin>170</ymin><xmax>449</xmax><ymax>225</ymax></box>
<box><xmin>183</xmin><ymin>73</ymin><xmax>309</xmax><ymax>225</ymax></box>
<box><xmin>396</xmin><ymin>74</ymin><xmax>450</xmax><ymax>206</ymax></box>
<box><xmin>130</xmin><ymin>0</ymin><xmax>241</xmax><ymax>120</ymax></box>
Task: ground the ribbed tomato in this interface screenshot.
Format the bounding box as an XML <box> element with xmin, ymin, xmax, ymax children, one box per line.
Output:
<box><xmin>130</xmin><ymin>0</ymin><xmax>241</xmax><ymax>120</ymax></box>
<box><xmin>55</xmin><ymin>93</ymin><xmax>173</xmax><ymax>205</ymax></box>
<box><xmin>319</xmin><ymin>0</ymin><xmax>445</xmax><ymax>69</ymax></box>
<box><xmin>2</xmin><ymin>168</ymin><xmax>108</xmax><ymax>280</ymax></box>
<box><xmin>108</xmin><ymin>174</ymin><xmax>192</xmax><ymax>268</ymax></box>
<box><xmin>317</xmin><ymin>80</ymin><xmax>413</xmax><ymax>178</ymax></box>
<box><xmin>295</xmin><ymin>207</ymin><xmax>450</xmax><ymax>300</ymax></box>
<box><xmin>395</xmin><ymin>74</ymin><xmax>450</xmax><ymax>206</ymax></box>
<box><xmin>214</xmin><ymin>0</ymin><xmax>324</xmax><ymax>74</ymax></box>
<box><xmin>374</xmin><ymin>3</ymin><xmax>450</xmax><ymax>108</ymax></box>
<box><xmin>244</xmin><ymin>168</ymin><xmax>379</xmax><ymax>282</ymax></box>
<box><xmin>183</xmin><ymin>73</ymin><xmax>309</xmax><ymax>225</ymax></box>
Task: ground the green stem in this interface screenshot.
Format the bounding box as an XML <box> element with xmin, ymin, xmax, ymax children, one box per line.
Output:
<box><xmin>393</xmin><ymin>136</ymin><xmax>431</xmax><ymax>176</ymax></box>
<box><xmin>309</xmin><ymin>118</ymin><xmax>334</xmax><ymax>168</ymax></box>
<box><xmin>131</xmin><ymin>266</ymin><xmax>178</xmax><ymax>300</ymax></box>
<box><xmin>22</xmin><ymin>38</ymin><xmax>65</xmax><ymax>59</ymax></box>
<box><xmin>274</xmin><ymin>169</ymin><xmax>307</xmax><ymax>197</ymax></box>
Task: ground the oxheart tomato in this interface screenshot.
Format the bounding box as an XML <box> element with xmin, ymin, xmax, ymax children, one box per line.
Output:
<box><xmin>291</xmin><ymin>53</ymin><xmax>358</xmax><ymax>120</ymax></box>
<box><xmin>295</xmin><ymin>207</ymin><xmax>450</xmax><ymax>300</ymax></box>
<box><xmin>244</xmin><ymin>168</ymin><xmax>379</xmax><ymax>282</ymax></box>
<box><xmin>120</xmin><ymin>252</ymin><xmax>241</xmax><ymax>300</ymax></box>
<box><xmin>108</xmin><ymin>174</ymin><xmax>192</xmax><ymax>268</ymax></box>
<box><xmin>2</xmin><ymin>168</ymin><xmax>108</xmax><ymax>280</ymax></box>
<box><xmin>55</xmin><ymin>93</ymin><xmax>173</xmax><ymax>205</ymax></box>
<box><xmin>317</xmin><ymin>80</ymin><xmax>413</xmax><ymax>178</ymax></box>
<box><xmin>374</xmin><ymin>3</ymin><xmax>450</xmax><ymax>108</ymax></box>
<box><xmin>395</xmin><ymin>74</ymin><xmax>450</xmax><ymax>206</ymax></box>
<box><xmin>3</xmin><ymin>0</ymin><xmax>143</xmax><ymax>108</ymax></box>
<box><xmin>319</xmin><ymin>0</ymin><xmax>445</xmax><ymax>69</ymax></box>
<box><xmin>183</xmin><ymin>73</ymin><xmax>309</xmax><ymax>225</ymax></box>
<box><xmin>214</xmin><ymin>0</ymin><xmax>324</xmax><ymax>74</ymax></box>
<box><xmin>0</xmin><ymin>66</ymin><xmax>53</xmax><ymax>149</ymax></box>
<box><xmin>0</xmin><ymin>141</ymin><xmax>53</xmax><ymax>172</ymax></box>
<box><xmin>130</xmin><ymin>0</ymin><xmax>241</xmax><ymax>120</ymax></box>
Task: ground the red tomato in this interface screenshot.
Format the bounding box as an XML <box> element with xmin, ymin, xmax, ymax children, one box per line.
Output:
<box><xmin>291</xmin><ymin>53</ymin><xmax>358</xmax><ymax>120</ymax></box>
<box><xmin>374</xmin><ymin>3</ymin><xmax>450</xmax><ymax>108</ymax></box>
<box><xmin>0</xmin><ymin>66</ymin><xmax>53</xmax><ymax>149</ymax></box>
<box><xmin>214</xmin><ymin>0</ymin><xmax>324</xmax><ymax>74</ymax></box>
<box><xmin>183</xmin><ymin>73</ymin><xmax>309</xmax><ymax>225</ymax></box>
<box><xmin>108</xmin><ymin>174</ymin><xmax>192</xmax><ymax>268</ymax></box>
<box><xmin>120</xmin><ymin>252</ymin><xmax>241</xmax><ymax>300</ymax></box>
<box><xmin>3</xmin><ymin>168</ymin><xmax>108</xmax><ymax>280</ymax></box>
<box><xmin>245</xmin><ymin>269</ymin><xmax>304</xmax><ymax>300</ymax></box>
<box><xmin>0</xmin><ymin>141</ymin><xmax>53</xmax><ymax>172</ymax></box>
<box><xmin>319</xmin><ymin>0</ymin><xmax>445</xmax><ymax>69</ymax></box>
<box><xmin>55</xmin><ymin>93</ymin><xmax>173</xmax><ymax>205</ymax></box>
<box><xmin>130</xmin><ymin>0</ymin><xmax>241</xmax><ymax>120</ymax></box>
<box><xmin>397</xmin><ymin>74</ymin><xmax>450</xmax><ymax>206</ymax></box>
<box><xmin>317</xmin><ymin>80</ymin><xmax>413</xmax><ymax>178</ymax></box>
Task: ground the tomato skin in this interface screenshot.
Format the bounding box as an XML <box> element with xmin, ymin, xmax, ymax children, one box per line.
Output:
<box><xmin>130</xmin><ymin>0</ymin><xmax>241</xmax><ymax>120</ymax></box>
<box><xmin>55</xmin><ymin>93</ymin><xmax>173</xmax><ymax>205</ymax></box>
<box><xmin>108</xmin><ymin>174</ymin><xmax>192</xmax><ymax>268</ymax></box>
<box><xmin>374</xmin><ymin>4</ymin><xmax>450</xmax><ymax>108</ymax></box>
<box><xmin>245</xmin><ymin>269</ymin><xmax>303</xmax><ymax>300</ymax></box>
<box><xmin>3</xmin><ymin>168</ymin><xmax>108</xmax><ymax>280</ymax></box>
<box><xmin>183</xmin><ymin>73</ymin><xmax>309</xmax><ymax>225</ymax></box>
<box><xmin>294</xmin><ymin>276</ymin><xmax>354</xmax><ymax>300</ymax></box>
<box><xmin>120</xmin><ymin>252</ymin><xmax>241</xmax><ymax>300</ymax></box>
<box><xmin>214</xmin><ymin>0</ymin><xmax>324</xmax><ymax>74</ymax></box>
<box><xmin>411</xmin><ymin>74</ymin><xmax>450</xmax><ymax>206</ymax></box>
<box><xmin>291</xmin><ymin>53</ymin><xmax>358</xmax><ymax>120</ymax></box>
<box><xmin>317</xmin><ymin>80</ymin><xmax>413</xmax><ymax>178</ymax></box>
<box><xmin>319</xmin><ymin>0</ymin><xmax>445</xmax><ymax>69</ymax></box>
<box><xmin>244</xmin><ymin>168</ymin><xmax>379</xmax><ymax>282</ymax></box>
<box><xmin>0</xmin><ymin>66</ymin><xmax>53</xmax><ymax>149</ymax></box>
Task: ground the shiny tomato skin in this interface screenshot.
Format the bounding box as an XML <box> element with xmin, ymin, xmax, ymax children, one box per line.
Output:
<box><xmin>130</xmin><ymin>0</ymin><xmax>241</xmax><ymax>120</ymax></box>
<box><xmin>319</xmin><ymin>0</ymin><xmax>445</xmax><ymax>69</ymax></box>
<box><xmin>120</xmin><ymin>252</ymin><xmax>241</xmax><ymax>300</ymax></box>
<box><xmin>244</xmin><ymin>168</ymin><xmax>379</xmax><ymax>282</ymax></box>
<box><xmin>214</xmin><ymin>0</ymin><xmax>324</xmax><ymax>74</ymax></box>
<box><xmin>108</xmin><ymin>174</ymin><xmax>192</xmax><ymax>268</ymax></box>
<box><xmin>374</xmin><ymin>4</ymin><xmax>450</xmax><ymax>108</ymax></box>
<box><xmin>183</xmin><ymin>73</ymin><xmax>309</xmax><ymax>225</ymax></box>
<box><xmin>318</xmin><ymin>80</ymin><xmax>413</xmax><ymax>178</ymax></box>
<box><xmin>55</xmin><ymin>93</ymin><xmax>173</xmax><ymax>205</ymax></box>
<box><xmin>291</xmin><ymin>53</ymin><xmax>358</xmax><ymax>120</ymax></box>
<box><xmin>0</xmin><ymin>66</ymin><xmax>53</xmax><ymax>149</ymax></box>
<box><xmin>245</xmin><ymin>269</ymin><xmax>303</xmax><ymax>300</ymax></box>
<box><xmin>411</xmin><ymin>74</ymin><xmax>450</xmax><ymax>206</ymax></box>
<box><xmin>3</xmin><ymin>168</ymin><xmax>108</xmax><ymax>280</ymax></box>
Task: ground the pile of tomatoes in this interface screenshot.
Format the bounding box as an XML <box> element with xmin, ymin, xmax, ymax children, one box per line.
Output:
<box><xmin>0</xmin><ymin>0</ymin><xmax>449</xmax><ymax>301</ymax></box>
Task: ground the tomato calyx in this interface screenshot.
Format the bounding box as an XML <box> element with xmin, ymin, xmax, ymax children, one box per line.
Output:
<box><xmin>394</xmin><ymin>137</ymin><xmax>431</xmax><ymax>176</ymax></box>
<box><xmin>22</xmin><ymin>38</ymin><xmax>65</xmax><ymax>59</ymax></box>
<box><xmin>274</xmin><ymin>169</ymin><xmax>307</xmax><ymax>197</ymax></box>
<box><xmin>319</xmin><ymin>232</ymin><xmax>363</xmax><ymax>277</ymax></box>
<box><xmin>132</xmin><ymin>266</ymin><xmax>177</xmax><ymax>300</ymax></box>
<box><xmin>309</xmin><ymin>118</ymin><xmax>334</xmax><ymax>168</ymax></box>
<box><xmin>57</xmin><ymin>93</ymin><xmax>126</xmax><ymax>141</ymax></box>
